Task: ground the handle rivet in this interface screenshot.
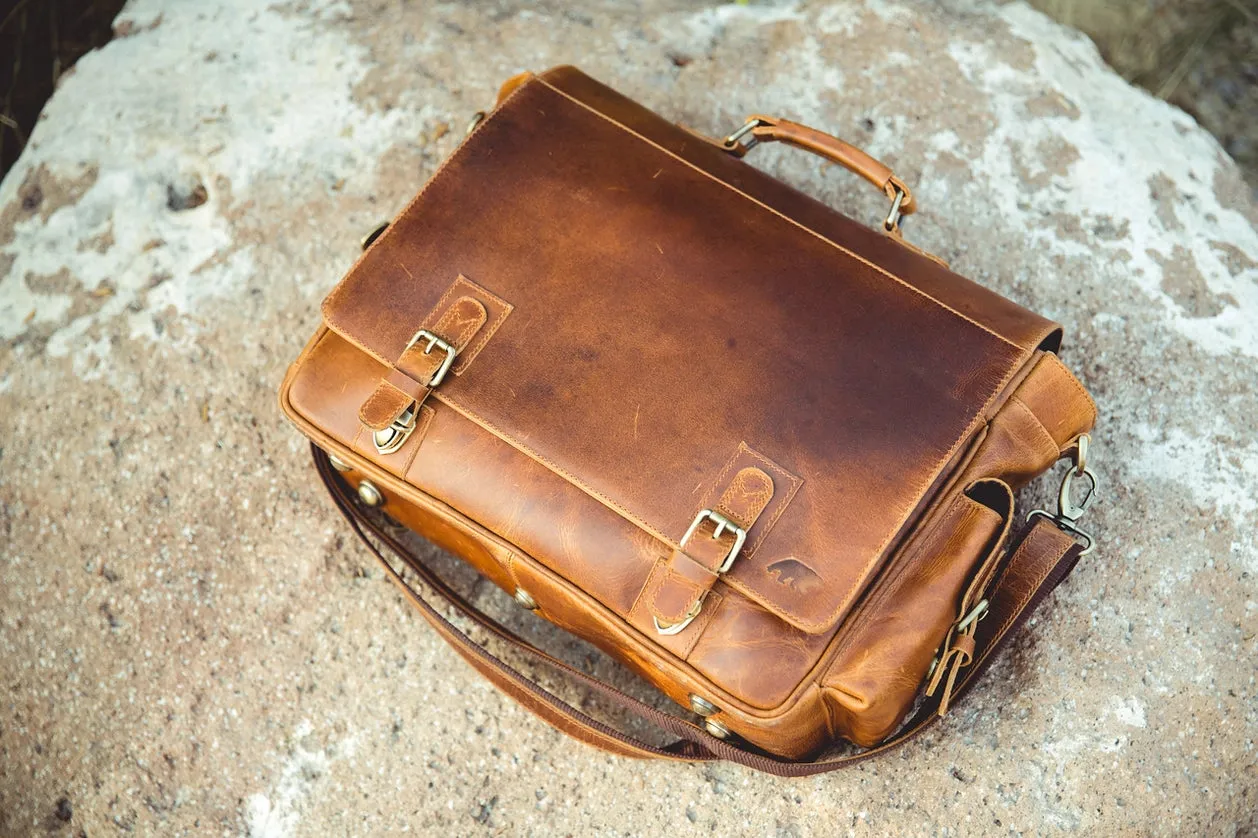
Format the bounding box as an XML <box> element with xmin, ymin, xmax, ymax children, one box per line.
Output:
<box><xmin>356</xmin><ymin>480</ymin><xmax>384</xmax><ymax>508</ymax></box>
<box><xmin>514</xmin><ymin>587</ymin><xmax>538</xmax><ymax>610</ymax></box>
<box><xmin>327</xmin><ymin>452</ymin><xmax>352</xmax><ymax>472</ymax></box>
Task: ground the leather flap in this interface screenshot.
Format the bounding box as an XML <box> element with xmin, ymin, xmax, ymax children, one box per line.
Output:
<box><xmin>320</xmin><ymin>70</ymin><xmax>1044</xmax><ymax>634</ymax></box>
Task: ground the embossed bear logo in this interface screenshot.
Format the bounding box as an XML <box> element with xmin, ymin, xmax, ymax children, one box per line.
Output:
<box><xmin>766</xmin><ymin>558</ymin><xmax>822</xmax><ymax>594</ymax></box>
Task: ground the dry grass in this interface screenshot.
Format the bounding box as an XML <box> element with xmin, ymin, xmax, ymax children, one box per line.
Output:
<box><xmin>0</xmin><ymin>0</ymin><xmax>127</xmax><ymax>178</ymax></box>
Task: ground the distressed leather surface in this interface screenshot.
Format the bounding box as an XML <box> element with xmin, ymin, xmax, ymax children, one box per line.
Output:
<box><xmin>279</xmin><ymin>67</ymin><xmax>1097</xmax><ymax>757</ymax></box>
<box><xmin>321</xmin><ymin>71</ymin><xmax>1037</xmax><ymax>635</ymax></box>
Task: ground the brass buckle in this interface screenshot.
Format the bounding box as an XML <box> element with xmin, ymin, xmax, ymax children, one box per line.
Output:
<box><xmin>652</xmin><ymin>510</ymin><xmax>747</xmax><ymax>636</ymax></box>
<box><xmin>371</xmin><ymin>330</ymin><xmax>457</xmax><ymax>455</ymax></box>
<box><xmin>653</xmin><ymin>600</ymin><xmax>703</xmax><ymax>636</ymax></box>
<box><xmin>372</xmin><ymin>405</ymin><xmax>417</xmax><ymax>455</ymax></box>
<box><xmin>681</xmin><ymin>509</ymin><xmax>747</xmax><ymax>574</ymax></box>
<box><xmin>407</xmin><ymin>328</ymin><xmax>458</xmax><ymax>389</ymax></box>
<box><xmin>1027</xmin><ymin>435</ymin><xmax>1098</xmax><ymax>555</ymax></box>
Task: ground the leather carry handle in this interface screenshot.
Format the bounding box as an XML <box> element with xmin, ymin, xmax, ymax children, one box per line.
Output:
<box><xmin>722</xmin><ymin>115</ymin><xmax>916</xmax><ymax>233</ymax></box>
<box><xmin>314</xmin><ymin>445</ymin><xmax>1084</xmax><ymax>776</ymax></box>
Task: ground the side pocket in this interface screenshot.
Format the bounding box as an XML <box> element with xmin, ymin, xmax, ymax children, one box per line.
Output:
<box><xmin>820</xmin><ymin>484</ymin><xmax>1011</xmax><ymax>747</ymax></box>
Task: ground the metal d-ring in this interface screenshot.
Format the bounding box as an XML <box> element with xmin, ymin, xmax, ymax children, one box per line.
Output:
<box><xmin>883</xmin><ymin>186</ymin><xmax>907</xmax><ymax>232</ymax></box>
<box><xmin>722</xmin><ymin>117</ymin><xmax>766</xmax><ymax>151</ymax></box>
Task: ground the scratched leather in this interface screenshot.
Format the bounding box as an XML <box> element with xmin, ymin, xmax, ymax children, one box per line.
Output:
<box><xmin>278</xmin><ymin>67</ymin><xmax>1099</xmax><ymax>758</ymax></box>
<box><xmin>320</xmin><ymin>71</ymin><xmax>1039</xmax><ymax>635</ymax></box>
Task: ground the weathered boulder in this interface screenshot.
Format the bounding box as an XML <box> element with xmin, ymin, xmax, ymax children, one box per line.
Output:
<box><xmin>1</xmin><ymin>0</ymin><xmax>1254</xmax><ymax>834</ymax></box>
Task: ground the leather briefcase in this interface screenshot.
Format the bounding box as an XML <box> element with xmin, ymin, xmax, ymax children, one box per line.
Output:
<box><xmin>279</xmin><ymin>66</ymin><xmax>1099</xmax><ymax>774</ymax></box>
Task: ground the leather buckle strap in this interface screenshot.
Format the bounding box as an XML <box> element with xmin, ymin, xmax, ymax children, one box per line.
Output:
<box><xmin>406</xmin><ymin>329</ymin><xmax>458</xmax><ymax>389</ymax></box>
<box><xmin>358</xmin><ymin>295</ymin><xmax>488</xmax><ymax>454</ymax></box>
<box><xmin>650</xmin><ymin>466</ymin><xmax>773</xmax><ymax>635</ymax></box>
<box><xmin>683</xmin><ymin>509</ymin><xmax>747</xmax><ymax>574</ymax></box>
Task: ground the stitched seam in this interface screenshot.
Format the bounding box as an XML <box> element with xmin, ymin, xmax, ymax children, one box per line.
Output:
<box><xmin>961</xmin><ymin>487</ymin><xmax>1014</xmax><ymax>604</ymax></box>
<box><xmin>535</xmin><ymin>77</ymin><xmax>1023</xmax><ymax>352</ymax></box>
<box><xmin>323</xmin><ymin>73</ymin><xmax>1024</xmax><ymax>363</ymax></box>
<box><xmin>715</xmin><ymin>467</ymin><xmax>774</xmax><ymax>526</ymax></box>
<box><xmin>430</xmin><ymin>393</ymin><xmax>674</xmax><ymax>544</ymax></box>
<box><xmin>412</xmin><ymin>276</ymin><xmax>512</xmax><ymax>376</ymax></box>
<box><xmin>651</xmin><ymin>586</ymin><xmax>707</xmax><ymax>621</ymax></box>
<box><xmin>680</xmin><ymin>590</ymin><xmax>723</xmax><ymax>661</ymax></box>
<box><xmin>628</xmin><ymin>556</ymin><xmax>669</xmax><ymax>616</ymax></box>
<box><xmin>696</xmin><ymin>445</ymin><xmax>744</xmax><ymax>511</ymax></box>
<box><xmin>732</xmin><ymin>444</ymin><xmax>804</xmax><ymax>557</ymax></box>
<box><xmin>698</xmin><ymin>443</ymin><xmax>803</xmax><ymax>561</ymax></box>
<box><xmin>822</xmin><ymin>492</ymin><xmax>982</xmax><ymax>668</ymax></box>
<box><xmin>435</xmin><ymin>297</ymin><xmax>488</xmax><ymax>348</ymax></box>
<box><xmin>1041</xmin><ymin>352</ymin><xmax>1099</xmax><ymax>425</ymax></box>
<box><xmin>992</xmin><ymin>534</ymin><xmax>1065</xmax><ymax>642</ymax></box>
<box><xmin>1010</xmin><ymin>395</ymin><xmax>1061</xmax><ymax>459</ymax></box>
<box><xmin>320</xmin><ymin>76</ymin><xmax>538</xmax><ymax>354</ymax></box>
<box><xmin>450</xmin><ymin>276</ymin><xmax>514</xmax><ymax>374</ymax></box>
<box><xmin>358</xmin><ymin>381</ymin><xmax>411</xmax><ymax>428</ymax></box>
<box><xmin>957</xmin><ymin>481</ymin><xmax>1014</xmax><ymax>614</ymax></box>
<box><xmin>648</xmin><ymin>560</ymin><xmax>712</xmax><ymax>621</ymax></box>
<box><xmin>287</xmin><ymin>392</ymin><xmax>821</xmax><ymax>720</ymax></box>
<box><xmin>398</xmin><ymin>404</ymin><xmax>435</xmax><ymax>476</ymax></box>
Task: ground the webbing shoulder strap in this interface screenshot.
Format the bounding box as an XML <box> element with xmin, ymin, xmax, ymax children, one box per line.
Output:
<box><xmin>314</xmin><ymin>445</ymin><xmax>1083</xmax><ymax>776</ymax></box>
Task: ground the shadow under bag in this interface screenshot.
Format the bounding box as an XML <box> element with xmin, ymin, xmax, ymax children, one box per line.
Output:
<box><xmin>279</xmin><ymin>66</ymin><xmax>1099</xmax><ymax>774</ymax></box>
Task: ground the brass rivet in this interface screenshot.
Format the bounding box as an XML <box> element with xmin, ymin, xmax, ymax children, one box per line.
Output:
<box><xmin>689</xmin><ymin>695</ymin><xmax>719</xmax><ymax>717</ymax></box>
<box><xmin>513</xmin><ymin>587</ymin><xmax>538</xmax><ymax>611</ymax></box>
<box><xmin>360</xmin><ymin>221</ymin><xmax>389</xmax><ymax>252</ymax></box>
<box><xmin>704</xmin><ymin>719</ymin><xmax>730</xmax><ymax>739</ymax></box>
<box><xmin>327</xmin><ymin>452</ymin><xmax>352</xmax><ymax>472</ymax></box>
<box><xmin>356</xmin><ymin>480</ymin><xmax>384</xmax><ymax>507</ymax></box>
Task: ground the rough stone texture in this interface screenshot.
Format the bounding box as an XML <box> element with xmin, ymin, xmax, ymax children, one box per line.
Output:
<box><xmin>1</xmin><ymin>1</ymin><xmax>1255</xmax><ymax>835</ymax></box>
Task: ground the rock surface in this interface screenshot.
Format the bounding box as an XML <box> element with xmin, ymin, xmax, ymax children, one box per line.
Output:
<box><xmin>1</xmin><ymin>0</ymin><xmax>1256</xmax><ymax>835</ymax></box>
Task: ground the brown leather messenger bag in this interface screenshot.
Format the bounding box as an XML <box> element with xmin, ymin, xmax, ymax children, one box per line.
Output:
<box><xmin>279</xmin><ymin>66</ymin><xmax>1100</xmax><ymax>775</ymax></box>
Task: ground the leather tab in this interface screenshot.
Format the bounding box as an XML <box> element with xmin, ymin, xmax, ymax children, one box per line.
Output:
<box><xmin>649</xmin><ymin>551</ymin><xmax>718</xmax><ymax>625</ymax></box>
<box><xmin>649</xmin><ymin>466</ymin><xmax>775</xmax><ymax>631</ymax></box>
<box><xmin>715</xmin><ymin>467</ymin><xmax>775</xmax><ymax>527</ymax></box>
<box><xmin>359</xmin><ymin>378</ymin><xmax>422</xmax><ymax>431</ymax></box>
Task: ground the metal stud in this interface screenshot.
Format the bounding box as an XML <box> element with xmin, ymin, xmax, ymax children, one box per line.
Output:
<box><xmin>689</xmin><ymin>695</ymin><xmax>719</xmax><ymax>717</ymax></box>
<box><xmin>703</xmin><ymin>719</ymin><xmax>731</xmax><ymax>739</ymax></box>
<box><xmin>356</xmin><ymin>480</ymin><xmax>384</xmax><ymax>508</ymax></box>
<box><xmin>360</xmin><ymin>221</ymin><xmax>389</xmax><ymax>252</ymax></box>
<box><xmin>327</xmin><ymin>452</ymin><xmax>352</xmax><ymax>472</ymax></box>
<box><xmin>514</xmin><ymin>587</ymin><xmax>538</xmax><ymax>611</ymax></box>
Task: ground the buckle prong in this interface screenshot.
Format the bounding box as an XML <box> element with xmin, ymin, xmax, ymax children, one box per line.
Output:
<box><xmin>406</xmin><ymin>328</ymin><xmax>458</xmax><ymax>388</ymax></box>
<box><xmin>681</xmin><ymin>509</ymin><xmax>748</xmax><ymax>575</ymax></box>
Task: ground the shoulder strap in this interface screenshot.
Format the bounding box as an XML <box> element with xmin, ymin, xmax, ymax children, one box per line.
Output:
<box><xmin>313</xmin><ymin>445</ymin><xmax>1083</xmax><ymax>776</ymax></box>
